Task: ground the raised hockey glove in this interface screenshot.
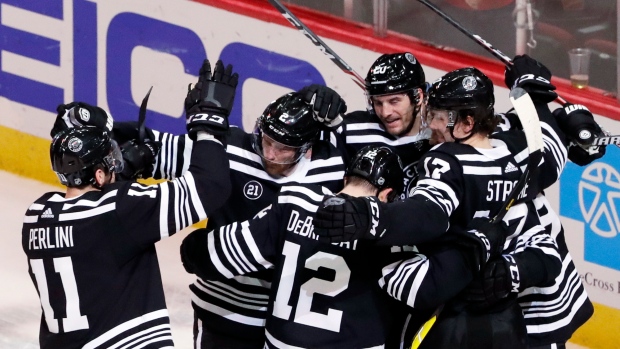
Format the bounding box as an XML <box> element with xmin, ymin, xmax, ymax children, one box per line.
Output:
<box><xmin>314</xmin><ymin>194</ymin><xmax>387</xmax><ymax>244</ymax></box>
<box><xmin>461</xmin><ymin>254</ymin><xmax>520</xmax><ymax>312</ymax></box>
<box><xmin>51</xmin><ymin>102</ymin><xmax>114</xmax><ymax>138</ymax></box>
<box><xmin>505</xmin><ymin>54</ymin><xmax>557</xmax><ymax>103</ymax></box>
<box><xmin>185</xmin><ymin>59</ymin><xmax>238</xmax><ymax>140</ymax></box>
<box><xmin>118</xmin><ymin>139</ymin><xmax>161</xmax><ymax>180</ymax></box>
<box><xmin>298</xmin><ymin>84</ymin><xmax>347</xmax><ymax>128</ymax></box>
<box><xmin>552</xmin><ymin>103</ymin><xmax>607</xmax><ymax>165</ymax></box>
<box><xmin>180</xmin><ymin>229</ymin><xmax>210</xmax><ymax>277</ymax></box>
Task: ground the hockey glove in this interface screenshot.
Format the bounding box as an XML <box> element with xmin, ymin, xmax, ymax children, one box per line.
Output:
<box><xmin>314</xmin><ymin>194</ymin><xmax>387</xmax><ymax>244</ymax></box>
<box><xmin>185</xmin><ymin>59</ymin><xmax>238</xmax><ymax>140</ymax></box>
<box><xmin>298</xmin><ymin>84</ymin><xmax>347</xmax><ymax>128</ymax></box>
<box><xmin>463</xmin><ymin>218</ymin><xmax>507</xmax><ymax>269</ymax></box>
<box><xmin>118</xmin><ymin>139</ymin><xmax>161</xmax><ymax>181</ymax></box>
<box><xmin>180</xmin><ymin>229</ymin><xmax>210</xmax><ymax>277</ymax></box>
<box><xmin>461</xmin><ymin>254</ymin><xmax>520</xmax><ymax>312</ymax></box>
<box><xmin>553</xmin><ymin>103</ymin><xmax>606</xmax><ymax>165</ymax></box>
<box><xmin>51</xmin><ymin>102</ymin><xmax>114</xmax><ymax>138</ymax></box>
<box><xmin>504</xmin><ymin>55</ymin><xmax>557</xmax><ymax>103</ymax></box>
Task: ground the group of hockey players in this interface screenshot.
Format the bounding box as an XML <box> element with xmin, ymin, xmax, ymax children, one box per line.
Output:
<box><xmin>21</xmin><ymin>46</ymin><xmax>608</xmax><ymax>348</ymax></box>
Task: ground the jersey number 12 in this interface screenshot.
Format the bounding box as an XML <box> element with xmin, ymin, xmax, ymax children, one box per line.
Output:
<box><xmin>272</xmin><ymin>241</ymin><xmax>351</xmax><ymax>332</ymax></box>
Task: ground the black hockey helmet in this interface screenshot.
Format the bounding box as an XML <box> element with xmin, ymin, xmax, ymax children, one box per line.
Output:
<box><xmin>51</xmin><ymin>126</ymin><xmax>123</xmax><ymax>187</ymax></box>
<box><xmin>365</xmin><ymin>52</ymin><xmax>426</xmax><ymax>97</ymax></box>
<box><xmin>428</xmin><ymin>67</ymin><xmax>494</xmax><ymax>114</ymax></box>
<box><xmin>427</xmin><ymin>67</ymin><xmax>496</xmax><ymax>139</ymax></box>
<box><xmin>347</xmin><ymin>145</ymin><xmax>404</xmax><ymax>202</ymax></box>
<box><xmin>252</xmin><ymin>92</ymin><xmax>320</xmax><ymax>164</ymax></box>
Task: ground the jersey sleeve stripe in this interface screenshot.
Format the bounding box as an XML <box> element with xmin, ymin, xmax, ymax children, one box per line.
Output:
<box><xmin>200</xmin><ymin>280</ymin><xmax>270</xmax><ymax>302</ymax></box>
<box><xmin>108</xmin><ymin>325</ymin><xmax>171</xmax><ymax>349</ymax></box>
<box><xmin>223</xmin><ymin>223</ymin><xmax>256</xmax><ymax>274</ymax></box>
<box><xmin>277</xmin><ymin>196</ymin><xmax>318</xmax><ymax>212</ymax></box>
<box><xmin>207</xmin><ymin>232</ymin><xmax>236</xmax><ymax>279</ymax></box>
<box><xmin>159</xmin><ymin>184</ymin><xmax>170</xmax><ymax>239</ymax></box>
<box><xmin>240</xmin><ymin>221</ymin><xmax>273</xmax><ymax>270</ymax></box>
<box><xmin>62</xmin><ymin>190</ymin><xmax>118</xmax><ymax>209</ymax></box>
<box><xmin>190</xmin><ymin>294</ymin><xmax>266</xmax><ymax>327</ymax></box>
<box><xmin>405</xmin><ymin>257</ymin><xmax>430</xmax><ymax>308</ymax></box>
<box><xmin>58</xmin><ymin>203</ymin><xmax>116</xmax><ymax>221</ymax></box>
<box><xmin>82</xmin><ymin>309</ymin><xmax>169</xmax><ymax>349</ymax></box>
<box><xmin>219</xmin><ymin>224</ymin><xmax>247</xmax><ymax>275</ymax></box>
<box><xmin>229</xmin><ymin>226</ymin><xmax>259</xmax><ymax>273</ymax></box>
<box><xmin>183</xmin><ymin>171</ymin><xmax>207</xmax><ymax>219</ymax></box>
<box><xmin>416</xmin><ymin>178</ymin><xmax>460</xmax><ymax>209</ymax></box>
<box><xmin>280</xmin><ymin>186</ymin><xmax>326</xmax><ymax>202</ymax></box>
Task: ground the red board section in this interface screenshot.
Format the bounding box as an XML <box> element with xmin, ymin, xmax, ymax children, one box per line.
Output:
<box><xmin>193</xmin><ymin>0</ymin><xmax>620</xmax><ymax>121</ymax></box>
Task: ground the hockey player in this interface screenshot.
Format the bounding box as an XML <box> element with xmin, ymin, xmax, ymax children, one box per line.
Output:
<box><xmin>301</xmin><ymin>52</ymin><xmax>433</xmax><ymax>198</ymax></box>
<box><xmin>21</xmin><ymin>59</ymin><xmax>235</xmax><ymax>349</ymax></box>
<box><xmin>179</xmin><ymin>145</ymin><xmax>503</xmax><ymax>348</ymax></box>
<box><xmin>460</xmin><ymin>55</ymin><xmax>598</xmax><ymax>349</ymax></box>
<box><xmin>314</xmin><ymin>66</ymin><xmax>567</xmax><ymax>348</ymax></box>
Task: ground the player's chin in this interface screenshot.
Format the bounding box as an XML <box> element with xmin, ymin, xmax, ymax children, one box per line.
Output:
<box><xmin>264</xmin><ymin>161</ymin><xmax>293</xmax><ymax>177</ymax></box>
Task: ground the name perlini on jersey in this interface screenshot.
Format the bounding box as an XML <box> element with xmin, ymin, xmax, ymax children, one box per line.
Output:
<box><xmin>28</xmin><ymin>225</ymin><xmax>74</xmax><ymax>250</ymax></box>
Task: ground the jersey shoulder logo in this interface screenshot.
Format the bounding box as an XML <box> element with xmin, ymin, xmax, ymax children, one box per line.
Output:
<box><xmin>41</xmin><ymin>208</ymin><xmax>54</xmax><ymax>219</ymax></box>
<box><xmin>243</xmin><ymin>180</ymin><xmax>263</xmax><ymax>200</ymax></box>
<box><xmin>504</xmin><ymin>162</ymin><xmax>518</xmax><ymax>173</ymax></box>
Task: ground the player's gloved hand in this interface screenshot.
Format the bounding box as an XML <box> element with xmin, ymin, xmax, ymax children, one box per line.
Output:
<box><xmin>180</xmin><ymin>229</ymin><xmax>210</xmax><ymax>277</ymax></box>
<box><xmin>314</xmin><ymin>194</ymin><xmax>387</xmax><ymax>244</ymax></box>
<box><xmin>553</xmin><ymin>103</ymin><xmax>606</xmax><ymax>165</ymax></box>
<box><xmin>118</xmin><ymin>139</ymin><xmax>161</xmax><ymax>180</ymax></box>
<box><xmin>185</xmin><ymin>59</ymin><xmax>238</xmax><ymax>141</ymax></box>
<box><xmin>467</xmin><ymin>217</ymin><xmax>507</xmax><ymax>266</ymax></box>
<box><xmin>51</xmin><ymin>102</ymin><xmax>114</xmax><ymax>137</ymax></box>
<box><xmin>460</xmin><ymin>254</ymin><xmax>520</xmax><ymax>312</ymax></box>
<box><xmin>504</xmin><ymin>55</ymin><xmax>557</xmax><ymax>103</ymax></box>
<box><xmin>298</xmin><ymin>84</ymin><xmax>347</xmax><ymax>128</ymax></box>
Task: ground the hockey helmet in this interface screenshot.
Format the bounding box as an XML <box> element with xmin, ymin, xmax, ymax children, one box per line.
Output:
<box><xmin>365</xmin><ymin>52</ymin><xmax>426</xmax><ymax>97</ymax></box>
<box><xmin>428</xmin><ymin>67</ymin><xmax>494</xmax><ymax>113</ymax></box>
<box><xmin>51</xmin><ymin>126</ymin><xmax>123</xmax><ymax>187</ymax></box>
<box><xmin>252</xmin><ymin>92</ymin><xmax>320</xmax><ymax>164</ymax></box>
<box><xmin>347</xmin><ymin>145</ymin><xmax>404</xmax><ymax>202</ymax></box>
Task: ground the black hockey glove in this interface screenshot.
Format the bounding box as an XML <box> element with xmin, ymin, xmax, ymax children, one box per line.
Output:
<box><xmin>185</xmin><ymin>59</ymin><xmax>238</xmax><ymax>140</ymax></box>
<box><xmin>118</xmin><ymin>139</ymin><xmax>161</xmax><ymax>181</ymax></box>
<box><xmin>298</xmin><ymin>84</ymin><xmax>347</xmax><ymax>128</ymax></box>
<box><xmin>553</xmin><ymin>103</ymin><xmax>607</xmax><ymax>165</ymax></box>
<box><xmin>467</xmin><ymin>217</ymin><xmax>507</xmax><ymax>265</ymax></box>
<box><xmin>461</xmin><ymin>254</ymin><xmax>520</xmax><ymax>312</ymax></box>
<box><xmin>51</xmin><ymin>102</ymin><xmax>114</xmax><ymax>138</ymax></box>
<box><xmin>180</xmin><ymin>229</ymin><xmax>211</xmax><ymax>277</ymax></box>
<box><xmin>505</xmin><ymin>54</ymin><xmax>557</xmax><ymax>104</ymax></box>
<box><xmin>314</xmin><ymin>194</ymin><xmax>387</xmax><ymax>244</ymax></box>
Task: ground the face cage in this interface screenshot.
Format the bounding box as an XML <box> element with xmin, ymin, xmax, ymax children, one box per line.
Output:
<box><xmin>251</xmin><ymin>125</ymin><xmax>310</xmax><ymax>165</ymax></box>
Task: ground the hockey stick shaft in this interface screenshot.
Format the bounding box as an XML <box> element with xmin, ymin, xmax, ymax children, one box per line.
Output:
<box><xmin>267</xmin><ymin>0</ymin><xmax>366</xmax><ymax>90</ymax></box>
<box><xmin>138</xmin><ymin>86</ymin><xmax>153</xmax><ymax>144</ymax></box>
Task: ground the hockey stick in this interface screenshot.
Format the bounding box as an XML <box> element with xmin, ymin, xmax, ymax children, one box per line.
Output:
<box><xmin>138</xmin><ymin>86</ymin><xmax>153</xmax><ymax>144</ymax></box>
<box><xmin>411</xmin><ymin>88</ymin><xmax>543</xmax><ymax>348</ymax></box>
<box><xmin>267</xmin><ymin>0</ymin><xmax>365</xmax><ymax>90</ymax></box>
<box><xmin>416</xmin><ymin>0</ymin><xmax>618</xmax><ymax>149</ymax></box>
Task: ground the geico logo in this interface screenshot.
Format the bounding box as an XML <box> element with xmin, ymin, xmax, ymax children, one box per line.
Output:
<box><xmin>578</xmin><ymin>162</ymin><xmax>620</xmax><ymax>238</ymax></box>
<box><xmin>1</xmin><ymin>3</ymin><xmax>326</xmax><ymax>136</ymax></box>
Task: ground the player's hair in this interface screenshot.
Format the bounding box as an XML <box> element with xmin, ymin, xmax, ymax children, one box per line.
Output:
<box><xmin>50</xmin><ymin>127</ymin><xmax>123</xmax><ymax>188</ymax></box>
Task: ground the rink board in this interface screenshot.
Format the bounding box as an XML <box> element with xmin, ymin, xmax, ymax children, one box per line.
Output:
<box><xmin>1</xmin><ymin>0</ymin><xmax>620</xmax><ymax>348</ymax></box>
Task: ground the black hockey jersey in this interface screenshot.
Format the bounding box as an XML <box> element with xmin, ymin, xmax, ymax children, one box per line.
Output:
<box><xmin>22</xmin><ymin>139</ymin><xmax>230</xmax><ymax>349</ymax></box>
<box><xmin>497</xmin><ymin>112</ymin><xmax>594</xmax><ymax>346</ymax></box>
<box><xmin>334</xmin><ymin>110</ymin><xmax>432</xmax><ymax>199</ymax></box>
<box><xmin>191</xmin><ymin>183</ymin><xmax>481</xmax><ymax>348</ymax></box>
<box><xmin>150</xmin><ymin>127</ymin><xmax>346</xmax><ymax>340</ymax></box>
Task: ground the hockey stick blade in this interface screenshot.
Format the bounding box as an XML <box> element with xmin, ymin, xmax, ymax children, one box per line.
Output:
<box><xmin>138</xmin><ymin>86</ymin><xmax>153</xmax><ymax>144</ymax></box>
<box><xmin>491</xmin><ymin>88</ymin><xmax>544</xmax><ymax>223</ymax></box>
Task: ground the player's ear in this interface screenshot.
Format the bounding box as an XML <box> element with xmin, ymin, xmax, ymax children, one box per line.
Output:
<box><xmin>377</xmin><ymin>187</ymin><xmax>393</xmax><ymax>203</ymax></box>
<box><xmin>94</xmin><ymin>168</ymin><xmax>108</xmax><ymax>187</ymax></box>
